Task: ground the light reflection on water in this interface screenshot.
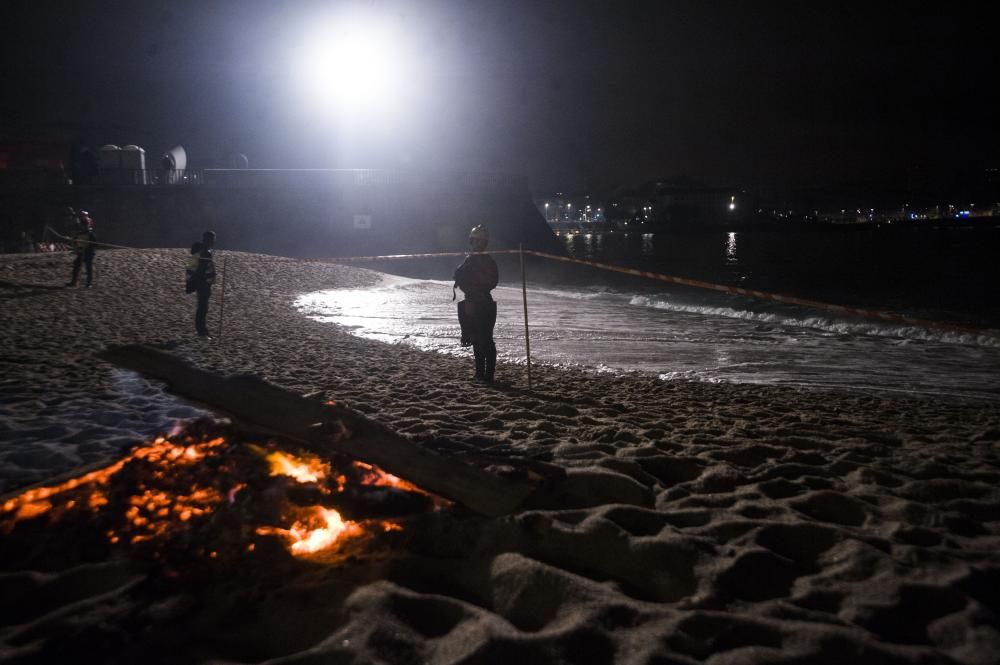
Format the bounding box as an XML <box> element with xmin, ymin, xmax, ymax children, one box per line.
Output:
<box><xmin>557</xmin><ymin>227</ymin><xmax>1000</xmax><ymax>328</ymax></box>
<box><xmin>642</xmin><ymin>233</ymin><xmax>654</xmax><ymax>255</ymax></box>
<box><xmin>295</xmin><ymin>274</ymin><xmax>1000</xmax><ymax>401</ymax></box>
<box><xmin>726</xmin><ymin>232</ymin><xmax>738</xmax><ymax>264</ymax></box>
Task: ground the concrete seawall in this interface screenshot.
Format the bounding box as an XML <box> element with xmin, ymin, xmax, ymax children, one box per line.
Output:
<box><xmin>1</xmin><ymin>170</ymin><xmax>562</xmax><ymax>257</ymax></box>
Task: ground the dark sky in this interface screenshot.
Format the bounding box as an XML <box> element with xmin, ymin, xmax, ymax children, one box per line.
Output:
<box><xmin>2</xmin><ymin>0</ymin><xmax>997</xmax><ymax>197</ymax></box>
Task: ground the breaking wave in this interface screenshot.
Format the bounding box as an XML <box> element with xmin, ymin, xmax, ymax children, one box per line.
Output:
<box><xmin>295</xmin><ymin>275</ymin><xmax>1000</xmax><ymax>400</ymax></box>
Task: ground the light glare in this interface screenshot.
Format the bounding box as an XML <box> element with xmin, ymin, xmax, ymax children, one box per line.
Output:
<box><xmin>295</xmin><ymin>17</ymin><xmax>402</xmax><ymax>112</ymax></box>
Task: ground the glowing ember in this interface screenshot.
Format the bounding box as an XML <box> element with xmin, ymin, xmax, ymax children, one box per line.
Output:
<box><xmin>352</xmin><ymin>461</ymin><xmax>426</xmax><ymax>495</ymax></box>
<box><xmin>257</xmin><ymin>506</ymin><xmax>363</xmax><ymax>555</ymax></box>
<box><xmin>14</xmin><ymin>501</ymin><xmax>51</xmax><ymax>521</ymax></box>
<box><xmin>113</xmin><ymin>485</ymin><xmax>225</xmax><ymax>545</ymax></box>
<box><xmin>1</xmin><ymin>435</ymin><xmax>227</xmax><ymax>533</ymax></box>
<box><xmin>1</xmin><ymin>425</ymin><xmax>428</xmax><ymax>561</ymax></box>
<box><xmin>263</xmin><ymin>450</ymin><xmax>329</xmax><ymax>484</ymax></box>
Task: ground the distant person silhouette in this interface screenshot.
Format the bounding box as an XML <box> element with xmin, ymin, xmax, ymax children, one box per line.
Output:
<box><xmin>65</xmin><ymin>210</ymin><xmax>96</xmax><ymax>287</ymax></box>
<box><xmin>186</xmin><ymin>231</ymin><xmax>216</xmax><ymax>338</ymax></box>
<box><xmin>454</xmin><ymin>225</ymin><xmax>499</xmax><ymax>382</ymax></box>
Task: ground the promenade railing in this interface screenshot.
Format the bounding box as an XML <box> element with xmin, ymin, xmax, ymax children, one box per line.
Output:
<box><xmin>86</xmin><ymin>168</ymin><xmax>527</xmax><ymax>191</ymax></box>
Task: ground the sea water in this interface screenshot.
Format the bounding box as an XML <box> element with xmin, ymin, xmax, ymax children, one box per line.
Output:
<box><xmin>295</xmin><ymin>271</ymin><xmax>1000</xmax><ymax>401</ymax></box>
<box><xmin>295</xmin><ymin>227</ymin><xmax>1000</xmax><ymax>401</ymax></box>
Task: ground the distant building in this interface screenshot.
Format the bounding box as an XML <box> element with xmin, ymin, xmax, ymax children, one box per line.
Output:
<box><xmin>634</xmin><ymin>177</ymin><xmax>745</xmax><ymax>227</ymax></box>
<box><xmin>537</xmin><ymin>178</ymin><xmax>748</xmax><ymax>231</ymax></box>
<box><xmin>597</xmin><ymin>177</ymin><xmax>746</xmax><ymax>228</ymax></box>
<box><xmin>533</xmin><ymin>194</ymin><xmax>572</xmax><ymax>223</ymax></box>
<box><xmin>533</xmin><ymin>193</ymin><xmax>593</xmax><ymax>231</ymax></box>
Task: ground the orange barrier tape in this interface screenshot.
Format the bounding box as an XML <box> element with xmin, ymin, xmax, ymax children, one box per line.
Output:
<box><xmin>24</xmin><ymin>236</ymin><xmax>996</xmax><ymax>339</ymax></box>
<box><xmin>307</xmin><ymin>250</ymin><xmax>523</xmax><ymax>262</ymax></box>
<box><xmin>522</xmin><ymin>250</ymin><xmax>996</xmax><ymax>338</ymax></box>
<box><xmin>288</xmin><ymin>248</ymin><xmax>996</xmax><ymax>338</ymax></box>
<box><xmin>45</xmin><ymin>226</ymin><xmax>137</xmax><ymax>251</ymax></box>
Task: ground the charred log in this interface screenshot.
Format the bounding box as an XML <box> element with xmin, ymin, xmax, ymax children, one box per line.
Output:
<box><xmin>100</xmin><ymin>344</ymin><xmax>543</xmax><ymax>517</ymax></box>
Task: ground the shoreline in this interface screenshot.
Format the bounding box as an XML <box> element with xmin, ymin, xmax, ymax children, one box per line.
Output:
<box><xmin>2</xmin><ymin>247</ymin><xmax>998</xmax><ymax>489</ymax></box>
<box><xmin>2</xmin><ymin>248</ymin><xmax>999</xmax><ymax>663</ymax></box>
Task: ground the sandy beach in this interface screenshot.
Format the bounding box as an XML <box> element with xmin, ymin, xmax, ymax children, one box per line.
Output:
<box><xmin>2</xmin><ymin>248</ymin><xmax>999</xmax><ymax>664</ymax></box>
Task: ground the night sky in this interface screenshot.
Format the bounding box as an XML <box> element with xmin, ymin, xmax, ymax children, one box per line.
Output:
<box><xmin>2</xmin><ymin>1</ymin><xmax>997</xmax><ymax>198</ymax></box>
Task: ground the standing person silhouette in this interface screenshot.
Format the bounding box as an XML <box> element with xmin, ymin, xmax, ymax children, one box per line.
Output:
<box><xmin>454</xmin><ymin>225</ymin><xmax>499</xmax><ymax>382</ymax></box>
<box><xmin>65</xmin><ymin>211</ymin><xmax>97</xmax><ymax>287</ymax></box>
<box><xmin>186</xmin><ymin>231</ymin><xmax>216</xmax><ymax>338</ymax></box>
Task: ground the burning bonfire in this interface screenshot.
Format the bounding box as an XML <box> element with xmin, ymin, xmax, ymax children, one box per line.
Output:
<box><xmin>1</xmin><ymin>419</ymin><xmax>446</xmax><ymax>567</ymax></box>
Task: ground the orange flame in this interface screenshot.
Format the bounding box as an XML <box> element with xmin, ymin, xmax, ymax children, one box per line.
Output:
<box><xmin>350</xmin><ymin>461</ymin><xmax>451</xmax><ymax>510</ymax></box>
<box><xmin>352</xmin><ymin>461</ymin><xmax>426</xmax><ymax>494</ymax></box>
<box><xmin>2</xmin><ymin>431</ymin><xmax>417</xmax><ymax>559</ymax></box>
<box><xmin>257</xmin><ymin>506</ymin><xmax>363</xmax><ymax>555</ymax></box>
<box><xmin>264</xmin><ymin>450</ymin><xmax>329</xmax><ymax>484</ymax></box>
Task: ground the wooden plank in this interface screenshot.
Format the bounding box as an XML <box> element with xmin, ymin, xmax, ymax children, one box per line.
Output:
<box><xmin>99</xmin><ymin>344</ymin><xmax>540</xmax><ymax>517</ymax></box>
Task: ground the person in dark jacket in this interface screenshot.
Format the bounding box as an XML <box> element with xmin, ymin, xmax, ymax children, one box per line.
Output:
<box><xmin>454</xmin><ymin>225</ymin><xmax>499</xmax><ymax>382</ymax></box>
<box><xmin>186</xmin><ymin>231</ymin><xmax>217</xmax><ymax>338</ymax></box>
<box><xmin>65</xmin><ymin>211</ymin><xmax>97</xmax><ymax>287</ymax></box>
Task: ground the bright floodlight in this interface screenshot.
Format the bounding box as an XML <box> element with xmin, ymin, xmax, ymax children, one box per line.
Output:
<box><xmin>294</xmin><ymin>17</ymin><xmax>402</xmax><ymax>112</ymax></box>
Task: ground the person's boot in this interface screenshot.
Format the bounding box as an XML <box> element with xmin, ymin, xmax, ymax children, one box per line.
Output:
<box><xmin>474</xmin><ymin>350</ymin><xmax>485</xmax><ymax>379</ymax></box>
<box><xmin>484</xmin><ymin>349</ymin><xmax>496</xmax><ymax>383</ymax></box>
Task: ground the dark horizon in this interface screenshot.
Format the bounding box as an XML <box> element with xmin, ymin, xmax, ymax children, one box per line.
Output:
<box><xmin>2</xmin><ymin>1</ymin><xmax>997</xmax><ymax>201</ymax></box>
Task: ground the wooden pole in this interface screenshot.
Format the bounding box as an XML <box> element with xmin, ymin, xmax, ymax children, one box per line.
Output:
<box><xmin>520</xmin><ymin>244</ymin><xmax>532</xmax><ymax>390</ymax></box>
<box><xmin>217</xmin><ymin>256</ymin><xmax>227</xmax><ymax>342</ymax></box>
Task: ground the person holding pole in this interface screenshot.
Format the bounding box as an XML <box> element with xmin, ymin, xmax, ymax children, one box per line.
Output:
<box><xmin>64</xmin><ymin>210</ymin><xmax>97</xmax><ymax>287</ymax></box>
<box><xmin>454</xmin><ymin>225</ymin><xmax>498</xmax><ymax>382</ymax></box>
<box><xmin>186</xmin><ymin>230</ymin><xmax>216</xmax><ymax>338</ymax></box>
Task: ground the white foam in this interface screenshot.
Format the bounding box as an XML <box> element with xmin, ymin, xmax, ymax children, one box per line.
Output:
<box><xmin>628</xmin><ymin>295</ymin><xmax>1000</xmax><ymax>348</ymax></box>
<box><xmin>295</xmin><ymin>279</ymin><xmax>1000</xmax><ymax>401</ymax></box>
